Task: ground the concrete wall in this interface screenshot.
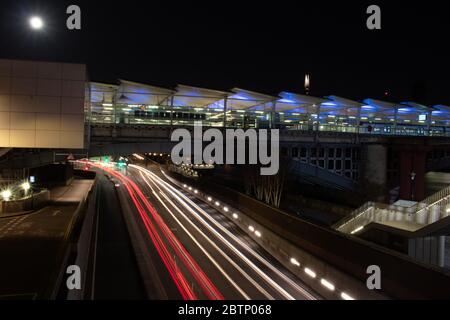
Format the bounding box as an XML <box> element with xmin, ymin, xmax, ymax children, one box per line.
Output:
<box><xmin>363</xmin><ymin>144</ymin><xmax>388</xmax><ymax>187</ymax></box>
<box><xmin>0</xmin><ymin>59</ymin><xmax>86</xmax><ymax>149</ymax></box>
<box><xmin>0</xmin><ymin>190</ymin><xmax>50</xmax><ymax>215</ymax></box>
<box><xmin>408</xmin><ymin>236</ymin><xmax>446</xmax><ymax>268</ymax></box>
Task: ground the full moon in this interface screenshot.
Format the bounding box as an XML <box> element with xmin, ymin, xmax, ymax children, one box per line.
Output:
<box><xmin>29</xmin><ymin>16</ymin><xmax>44</xmax><ymax>30</ymax></box>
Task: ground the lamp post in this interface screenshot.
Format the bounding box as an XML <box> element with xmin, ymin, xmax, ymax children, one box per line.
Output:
<box><xmin>1</xmin><ymin>190</ymin><xmax>12</xmax><ymax>202</ymax></box>
<box><xmin>22</xmin><ymin>182</ymin><xmax>31</xmax><ymax>197</ymax></box>
<box><xmin>410</xmin><ymin>171</ymin><xmax>416</xmax><ymax>201</ymax></box>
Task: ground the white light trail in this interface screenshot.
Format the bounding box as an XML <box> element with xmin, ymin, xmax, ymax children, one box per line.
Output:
<box><xmin>139</xmin><ymin>172</ymin><xmax>264</xmax><ymax>300</ymax></box>
<box><xmin>131</xmin><ymin>165</ymin><xmax>316</xmax><ymax>300</ymax></box>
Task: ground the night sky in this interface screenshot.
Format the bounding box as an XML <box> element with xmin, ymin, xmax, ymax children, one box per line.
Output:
<box><xmin>1</xmin><ymin>1</ymin><xmax>449</xmax><ymax>105</ymax></box>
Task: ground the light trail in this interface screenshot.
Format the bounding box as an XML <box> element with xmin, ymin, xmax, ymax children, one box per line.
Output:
<box><xmin>157</xmin><ymin>168</ymin><xmax>317</xmax><ymax>299</ymax></box>
<box><xmin>106</xmin><ymin>167</ymin><xmax>196</xmax><ymax>299</ymax></box>
<box><xmin>139</xmin><ymin>170</ymin><xmax>269</xmax><ymax>300</ymax></box>
<box><xmin>93</xmin><ymin>163</ymin><xmax>223</xmax><ymax>300</ymax></box>
<box><xmin>131</xmin><ymin>164</ymin><xmax>316</xmax><ymax>300</ymax></box>
<box><xmin>105</xmin><ymin>167</ymin><xmax>224</xmax><ymax>300</ymax></box>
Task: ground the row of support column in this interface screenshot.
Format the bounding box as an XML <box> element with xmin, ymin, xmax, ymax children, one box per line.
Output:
<box><xmin>408</xmin><ymin>236</ymin><xmax>446</xmax><ymax>268</ymax></box>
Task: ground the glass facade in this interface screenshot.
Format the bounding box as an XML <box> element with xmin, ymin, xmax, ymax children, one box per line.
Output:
<box><xmin>87</xmin><ymin>81</ymin><xmax>450</xmax><ymax>137</ymax></box>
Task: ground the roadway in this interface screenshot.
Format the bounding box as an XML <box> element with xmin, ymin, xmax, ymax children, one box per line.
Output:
<box><xmin>93</xmin><ymin>160</ymin><xmax>319</xmax><ymax>300</ymax></box>
<box><xmin>91</xmin><ymin>171</ymin><xmax>146</xmax><ymax>299</ymax></box>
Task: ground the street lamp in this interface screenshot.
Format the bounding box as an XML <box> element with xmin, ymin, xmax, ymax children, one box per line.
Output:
<box><xmin>410</xmin><ymin>171</ymin><xmax>416</xmax><ymax>200</ymax></box>
<box><xmin>2</xmin><ymin>189</ymin><xmax>12</xmax><ymax>201</ymax></box>
<box><xmin>22</xmin><ymin>182</ymin><xmax>31</xmax><ymax>196</ymax></box>
<box><xmin>29</xmin><ymin>16</ymin><xmax>44</xmax><ymax>30</ymax></box>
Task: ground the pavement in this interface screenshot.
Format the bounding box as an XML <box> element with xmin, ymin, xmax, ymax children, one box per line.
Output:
<box><xmin>91</xmin><ymin>171</ymin><xmax>146</xmax><ymax>299</ymax></box>
<box><xmin>50</xmin><ymin>180</ymin><xmax>94</xmax><ymax>203</ymax></box>
<box><xmin>0</xmin><ymin>179</ymin><xmax>94</xmax><ymax>299</ymax></box>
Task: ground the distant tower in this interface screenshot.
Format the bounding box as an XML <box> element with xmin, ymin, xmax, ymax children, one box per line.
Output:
<box><xmin>305</xmin><ymin>74</ymin><xmax>310</xmax><ymax>95</ymax></box>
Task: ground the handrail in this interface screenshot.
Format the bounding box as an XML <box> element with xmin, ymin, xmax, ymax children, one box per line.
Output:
<box><xmin>334</xmin><ymin>185</ymin><xmax>450</xmax><ymax>235</ymax></box>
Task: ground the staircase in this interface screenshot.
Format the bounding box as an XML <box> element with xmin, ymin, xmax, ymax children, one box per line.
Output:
<box><xmin>333</xmin><ymin>185</ymin><xmax>450</xmax><ymax>237</ymax></box>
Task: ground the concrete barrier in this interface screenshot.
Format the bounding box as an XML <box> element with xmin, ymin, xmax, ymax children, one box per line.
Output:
<box><xmin>0</xmin><ymin>190</ymin><xmax>50</xmax><ymax>215</ymax></box>
<box><xmin>63</xmin><ymin>179</ymin><xmax>97</xmax><ymax>300</ymax></box>
<box><xmin>164</xmin><ymin>172</ymin><xmax>384</xmax><ymax>300</ymax></box>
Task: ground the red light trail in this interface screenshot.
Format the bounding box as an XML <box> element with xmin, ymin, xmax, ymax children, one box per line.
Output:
<box><xmin>96</xmin><ymin>164</ymin><xmax>223</xmax><ymax>300</ymax></box>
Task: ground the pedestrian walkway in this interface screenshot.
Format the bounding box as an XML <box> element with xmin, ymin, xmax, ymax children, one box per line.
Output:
<box><xmin>51</xmin><ymin>180</ymin><xmax>94</xmax><ymax>203</ymax></box>
<box><xmin>0</xmin><ymin>178</ymin><xmax>95</xmax><ymax>299</ymax></box>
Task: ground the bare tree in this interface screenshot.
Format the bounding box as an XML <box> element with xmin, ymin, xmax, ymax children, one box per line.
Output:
<box><xmin>243</xmin><ymin>157</ymin><xmax>291</xmax><ymax>208</ymax></box>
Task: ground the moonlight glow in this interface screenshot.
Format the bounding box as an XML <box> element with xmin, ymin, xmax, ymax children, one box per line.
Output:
<box><xmin>29</xmin><ymin>16</ymin><xmax>44</xmax><ymax>30</ymax></box>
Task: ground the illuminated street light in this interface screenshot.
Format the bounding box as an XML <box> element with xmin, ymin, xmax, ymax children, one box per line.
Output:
<box><xmin>21</xmin><ymin>182</ymin><xmax>31</xmax><ymax>192</ymax></box>
<box><xmin>320</xmin><ymin>278</ymin><xmax>335</xmax><ymax>291</ymax></box>
<box><xmin>29</xmin><ymin>16</ymin><xmax>44</xmax><ymax>30</ymax></box>
<box><xmin>341</xmin><ymin>292</ymin><xmax>355</xmax><ymax>300</ymax></box>
<box><xmin>290</xmin><ymin>258</ymin><xmax>300</xmax><ymax>267</ymax></box>
<box><xmin>2</xmin><ymin>190</ymin><xmax>12</xmax><ymax>201</ymax></box>
<box><xmin>304</xmin><ymin>267</ymin><xmax>316</xmax><ymax>278</ymax></box>
<box><xmin>351</xmin><ymin>226</ymin><xmax>364</xmax><ymax>235</ymax></box>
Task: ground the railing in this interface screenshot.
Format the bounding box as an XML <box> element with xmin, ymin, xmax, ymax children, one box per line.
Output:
<box><xmin>88</xmin><ymin>114</ymin><xmax>450</xmax><ymax>138</ymax></box>
<box><xmin>334</xmin><ymin>185</ymin><xmax>450</xmax><ymax>235</ymax></box>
